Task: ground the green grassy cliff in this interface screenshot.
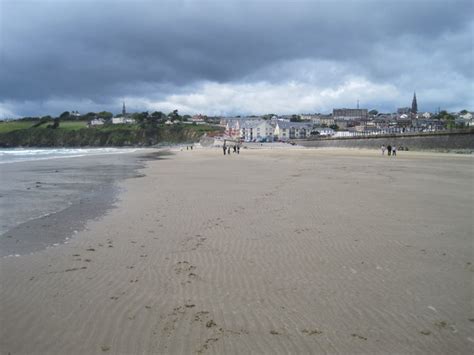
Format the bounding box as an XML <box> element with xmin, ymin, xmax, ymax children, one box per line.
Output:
<box><xmin>0</xmin><ymin>121</ymin><xmax>222</xmax><ymax>147</ymax></box>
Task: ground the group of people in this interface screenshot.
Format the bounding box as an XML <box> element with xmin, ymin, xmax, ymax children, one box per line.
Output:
<box><xmin>381</xmin><ymin>144</ymin><xmax>397</xmax><ymax>156</ymax></box>
<box><xmin>223</xmin><ymin>142</ymin><xmax>240</xmax><ymax>155</ymax></box>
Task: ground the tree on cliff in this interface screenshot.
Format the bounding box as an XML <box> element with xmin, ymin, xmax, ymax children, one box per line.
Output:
<box><xmin>52</xmin><ymin>117</ymin><xmax>60</xmax><ymax>129</ymax></box>
<box><xmin>59</xmin><ymin>111</ymin><xmax>70</xmax><ymax>119</ymax></box>
<box><xmin>168</xmin><ymin>109</ymin><xmax>181</xmax><ymax>122</ymax></box>
<box><xmin>151</xmin><ymin>111</ymin><xmax>167</xmax><ymax>124</ymax></box>
<box><xmin>97</xmin><ymin>111</ymin><xmax>113</xmax><ymax>120</ymax></box>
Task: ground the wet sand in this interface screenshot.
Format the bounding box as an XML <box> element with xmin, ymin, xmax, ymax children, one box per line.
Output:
<box><xmin>0</xmin><ymin>148</ymin><xmax>473</xmax><ymax>354</ymax></box>
<box><xmin>0</xmin><ymin>150</ymin><xmax>164</xmax><ymax>256</ymax></box>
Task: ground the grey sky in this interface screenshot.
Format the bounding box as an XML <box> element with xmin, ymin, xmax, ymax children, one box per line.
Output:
<box><xmin>0</xmin><ymin>0</ymin><xmax>472</xmax><ymax>117</ymax></box>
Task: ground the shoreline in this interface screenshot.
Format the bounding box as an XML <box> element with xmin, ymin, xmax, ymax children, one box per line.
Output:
<box><xmin>0</xmin><ymin>149</ymin><xmax>168</xmax><ymax>257</ymax></box>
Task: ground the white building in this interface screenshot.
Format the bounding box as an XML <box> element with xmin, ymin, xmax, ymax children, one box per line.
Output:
<box><xmin>191</xmin><ymin>114</ymin><xmax>206</xmax><ymax>124</ymax></box>
<box><xmin>89</xmin><ymin>118</ymin><xmax>105</xmax><ymax>126</ymax></box>
<box><xmin>274</xmin><ymin>121</ymin><xmax>313</xmax><ymax>141</ymax></box>
<box><xmin>333</xmin><ymin>130</ymin><xmax>354</xmax><ymax>137</ymax></box>
<box><xmin>112</xmin><ymin>117</ymin><xmax>135</xmax><ymax>124</ymax></box>
<box><xmin>316</xmin><ymin>127</ymin><xmax>335</xmax><ymax>136</ymax></box>
<box><xmin>460</xmin><ymin>112</ymin><xmax>473</xmax><ymax>120</ymax></box>
<box><xmin>240</xmin><ymin>120</ymin><xmax>274</xmax><ymax>142</ymax></box>
<box><xmin>225</xmin><ymin>119</ymin><xmax>242</xmax><ymax>139</ymax></box>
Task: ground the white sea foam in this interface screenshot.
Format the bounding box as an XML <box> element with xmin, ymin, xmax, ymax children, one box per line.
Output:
<box><xmin>0</xmin><ymin>148</ymin><xmax>142</xmax><ymax>164</ymax></box>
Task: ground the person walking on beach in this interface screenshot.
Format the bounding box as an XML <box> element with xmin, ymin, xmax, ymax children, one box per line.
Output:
<box><xmin>233</xmin><ymin>145</ymin><xmax>237</xmax><ymax>153</ymax></box>
<box><xmin>237</xmin><ymin>145</ymin><xmax>240</xmax><ymax>154</ymax></box>
<box><xmin>392</xmin><ymin>146</ymin><xmax>397</xmax><ymax>156</ymax></box>
<box><xmin>227</xmin><ymin>146</ymin><xmax>231</xmax><ymax>155</ymax></box>
<box><xmin>381</xmin><ymin>145</ymin><xmax>386</xmax><ymax>155</ymax></box>
<box><xmin>387</xmin><ymin>145</ymin><xmax>392</xmax><ymax>156</ymax></box>
<box><xmin>223</xmin><ymin>143</ymin><xmax>227</xmax><ymax>155</ymax></box>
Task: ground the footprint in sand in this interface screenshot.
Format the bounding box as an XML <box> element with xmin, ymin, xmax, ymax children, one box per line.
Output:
<box><xmin>194</xmin><ymin>311</ymin><xmax>210</xmax><ymax>322</ymax></box>
<box><xmin>197</xmin><ymin>338</ymin><xmax>219</xmax><ymax>354</ymax></box>
<box><xmin>206</xmin><ymin>320</ymin><xmax>217</xmax><ymax>328</ymax></box>
<box><xmin>302</xmin><ymin>329</ymin><xmax>323</xmax><ymax>335</ymax></box>
<box><xmin>351</xmin><ymin>333</ymin><xmax>367</xmax><ymax>340</ymax></box>
<box><xmin>174</xmin><ymin>261</ymin><xmax>196</xmax><ymax>274</ymax></box>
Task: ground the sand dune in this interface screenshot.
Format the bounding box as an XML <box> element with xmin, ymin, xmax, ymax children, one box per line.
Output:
<box><xmin>1</xmin><ymin>148</ymin><xmax>473</xmax><ymax>354</ymax></box>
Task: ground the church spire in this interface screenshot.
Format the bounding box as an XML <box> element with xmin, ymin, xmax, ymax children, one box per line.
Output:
<box><xmin>122</xmin><ymin>101</ymin><xmax>126</xmax><ymax>116</ymax></box>
<box><xmin>411</xmin><ymin>92</ymin><xmax>418</xmax><ymax>115</ymax></box>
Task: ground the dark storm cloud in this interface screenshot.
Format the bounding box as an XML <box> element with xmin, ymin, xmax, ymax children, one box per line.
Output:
<box><xmin>0</xmin><ymin>0</ymin><xmax>472</xmax><ymax>116</ymax></box>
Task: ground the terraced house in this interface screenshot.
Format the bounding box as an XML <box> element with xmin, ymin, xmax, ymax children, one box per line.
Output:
<box><xmin>241</xmin><ymin>120</ymin><xmax>274</xmax><ymax>142</ymax></box>
<box><xmin>274</xmin><ymin>121</ymin><xmax>313</xmax><ymax>141</ymax></box>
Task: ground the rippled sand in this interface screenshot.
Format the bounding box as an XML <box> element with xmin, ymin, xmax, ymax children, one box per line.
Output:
<box><xmin>1</xmin><ymin>148</ymin><xmax>472</xmax><ymax>354</ymax></box>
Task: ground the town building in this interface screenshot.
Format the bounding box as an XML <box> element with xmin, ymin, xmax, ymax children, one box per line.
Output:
<box><xmin>314</xmin><ymin>127</ymin><xmax>335</xmax><ymax>136</ymax></box>
<box><xmin>411</xmin><ymin>92</ymin><xmax>418</xmax><ymax>115</ymax></box>
<box><xmin>112</xmin><ymin>117</ymin><xmax>135</xmax><ymax>124</ymax></box>
<box><xmin>397</xmin><ymin>107</ymin><xmax>411</xmax><ymax>115</ymax></box>
<box><xmin>109</xmin><ymin>101</ymin><xmax>135</xmax><ymax>124</ymax></box>
<box><xmin>333</xmin><ymin>108</ymin><xmax>368</xmax><ymax>121</ymax></box>
<box><xmin>241</xmin><ymin>120</ymin><xmax>274</xmax><ymax>142</ymax></box>
<box><xmin>319</xmin><ymin>115</ymin><xmax>335</xmax><ymax>126</ymax></box>
<box><xmin>274</xmin><ymin>121</ymin><xmax>313</xmax><ymax>141</ymax></box>
<box><xmin>224</xmin><ymin>119</ymin><xmax>243</xmax><ymax>139</ymax></box>
<box><xmin>191</xmin><ymin>114</ymin><xmax>206</xmax><ymax>124</ymax></box>
<box><xmin>88</xmin><ymin>118</ymin><xmax>105</xmax><ymax>126</ymax></box>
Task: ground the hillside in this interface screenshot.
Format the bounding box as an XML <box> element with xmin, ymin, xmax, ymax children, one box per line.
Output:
<box><xmin>0</xmin><ymin>121</ymin><xmax>223</xmax><ymax>147</ymax></box>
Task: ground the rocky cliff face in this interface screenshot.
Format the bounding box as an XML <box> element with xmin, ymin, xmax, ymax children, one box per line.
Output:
<box><xmin>0</xmin><ymin>125</ymin><xmax>211</xmax><ymax>147</ymax></box>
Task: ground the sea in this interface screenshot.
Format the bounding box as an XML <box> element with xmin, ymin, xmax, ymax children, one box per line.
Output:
<box><xmin>0</xmin><ymin>147</ymin><xmax>142</xmax><ymax>164</ymax></box>
<box><xmin>0</xmin><ymin>147</ymin><xmax>153</xmax><ymax>256</ymax></box>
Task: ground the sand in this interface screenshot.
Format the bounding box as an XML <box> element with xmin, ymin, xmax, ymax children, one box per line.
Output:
<box><xmin>0</xmin><ymin>148</ymin><xmax>473</xmax><ymax>354</ymax></box>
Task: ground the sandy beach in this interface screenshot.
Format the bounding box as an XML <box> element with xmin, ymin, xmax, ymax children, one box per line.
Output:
<box><xmin>1</xmin><ymin>147</ymin><xmax>473</xmax><ymax>354</ymax></box>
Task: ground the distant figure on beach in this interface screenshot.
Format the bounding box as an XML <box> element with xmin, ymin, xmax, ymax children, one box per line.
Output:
<box><xmin>190</xmin><ymin>145</ymin><xmax>193</xmax><ymax>150</ymax></box>
<box><xmin>381</xmin><ymin>145</ymin><xmax>386</xmax><ymax>155</ymax></box>
<box><xmin>223</xmin><ymin>144</ymin><xmax>227</xmax><ymax>155</ymax></box>
<box><xmin>227</xmin><ymin>146</ymin><xmax>231</xmax><ymax>155</ymax></box>
<box><xmin>233</xmin><ymin>145</ymin><xmax>237</xmax><ymax>153</ymax></box>
<box><xmin>387</xmin><ymin>145</ymin><xmax>392</xmax><ymax>156</ymax></box>
<box><xmin>237</xmin><ymin>145</ymin><xmax>240</xmax><ymax>154</ymax></box>
<box><xmin>392</xmin><ymin>146</ymin><xmax>397</xmax><ymax>156</ymax></box>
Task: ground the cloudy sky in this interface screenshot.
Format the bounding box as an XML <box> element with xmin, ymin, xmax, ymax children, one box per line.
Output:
<box><xmin>0</xmin><ymin>0</ymin><xmax>472</xmax><ymax>118</ymax></box>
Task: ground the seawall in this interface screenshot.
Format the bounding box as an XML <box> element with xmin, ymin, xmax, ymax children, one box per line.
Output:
<box><xmin>297</xmin><ymin>132</ymin><xmax>474</xmax><ymax>152</ymax></box>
